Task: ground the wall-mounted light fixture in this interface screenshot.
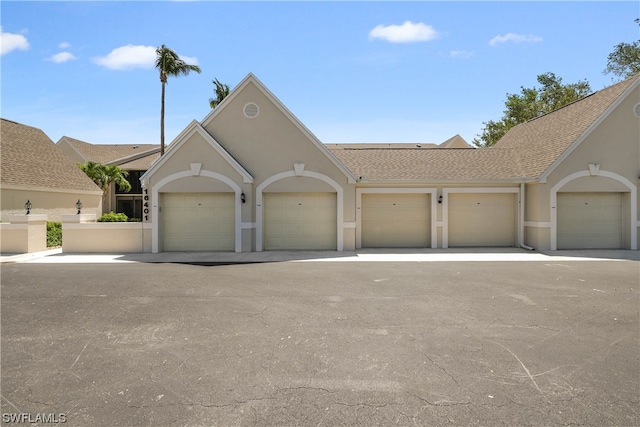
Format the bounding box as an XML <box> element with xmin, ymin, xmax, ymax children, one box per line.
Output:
<box><xmin>241</xmin><ymin>192</ymin><xmax>246</xmax><ymax>203</ymax></box>
<box><xmin>438</xmin><ymin>195</ymin><xmax>443</xmax><ymax>204</ymax></box>
<box><xmin>25</xmin><ymin>200</ymin><xmax>32</xmax><ymax>215</ymax></box>
<box><xmin>76</xmin><ymin>199</ymin><xmax>83</xmax><ymax>214</ymax></box>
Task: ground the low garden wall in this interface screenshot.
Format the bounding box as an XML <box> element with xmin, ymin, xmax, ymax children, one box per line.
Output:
<box><xmin>0</xmin><ymin>215</ymin><xmax>47</xmax><ymax>254</ymax></box>
<box><xmin>62</xmin><ymin>220</ymin><xmax>152</xmax><ymax>253</ymax></box>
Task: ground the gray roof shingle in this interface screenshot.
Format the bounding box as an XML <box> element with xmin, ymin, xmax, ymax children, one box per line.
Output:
<box><xmin>1</xmin><ymin>119</ymin><xmax>100</xmax><ymax>192</ymax></box>
<box><xmin>329</xmin><ymin>75</ymin><xmax>638</xmax><ymax>182</ymax></box>
<box><xmin>329</xmin><ymin>147</ymin><xmax>525</xmax><ymax>181</ymax></box>
<box><xmin>494</xmin><ymin>75</ymin><xmax>639</xmax><ymax>178</ymax></box>
<box><xmin>61</xmin><ymin>136</ymin><xmax>160</xmax><ymax>168</ymax></box>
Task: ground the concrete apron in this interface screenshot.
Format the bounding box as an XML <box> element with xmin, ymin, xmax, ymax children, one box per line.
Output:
<box><xmin>1</xmin><ymin>247</ymin><xmax>638</xmax><ymax>264</ymax></box>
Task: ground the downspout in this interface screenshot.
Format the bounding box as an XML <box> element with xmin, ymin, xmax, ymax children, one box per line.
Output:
<box><xmin>520</xmin><ymin>182</ymin><xmax>535</xmax><ymax>251</ymax></box>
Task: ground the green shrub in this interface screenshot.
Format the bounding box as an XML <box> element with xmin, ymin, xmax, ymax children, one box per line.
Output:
<box><xmin>97</xmin><ymin>212</ymin><xmax>128</xmax><ymax>222</ymax></box>
<box><xmin>47</xmin><ymin>221</ymin><xmax>62</xmax><ymax>247</ymax></box>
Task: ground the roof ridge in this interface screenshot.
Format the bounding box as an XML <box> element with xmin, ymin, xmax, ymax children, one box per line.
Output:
<box><xmin>521</xmin><ymin>74</ymin><xmax>640</xmax><ymax>125</ymax></box>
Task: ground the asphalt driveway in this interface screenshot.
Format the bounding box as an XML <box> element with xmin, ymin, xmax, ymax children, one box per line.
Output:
<box><xmin>1</xmin><ymin>259</ymin><xmax>638</xmax><ymax>426</ymax></box>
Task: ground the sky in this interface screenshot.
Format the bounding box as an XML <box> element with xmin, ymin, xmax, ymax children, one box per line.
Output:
<box><xmin>2</xmin><ymin>1</ymin><xmax>638</xmax><ymax>147</ymax></box>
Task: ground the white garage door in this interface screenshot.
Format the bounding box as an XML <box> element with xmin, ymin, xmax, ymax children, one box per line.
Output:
<box><xmin>162</xmin><ymin>193</ymin><xmax>234</xmax><ymax>251</ymax></box>
<box><xmin>264</xmin><ymin>192</ymin><xmax>336</xmax><ymax>250</ymax></box>
<box><xmin>448</xmin><ymin>193</ymin><xmax>516</xmax><ymax>247</ymax></box>
<box><xmin>557</xmin><ymin>192</ymin><xmax>623</xmax><ymax>249</ymax></box>
<box><xmin>362</xmin><ymin>194</ymin><xmax>430</xmax><ymax>248</ymax></box>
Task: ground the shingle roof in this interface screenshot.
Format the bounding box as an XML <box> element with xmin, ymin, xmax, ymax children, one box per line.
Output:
<box><xmin>1</xmin><ymin>119</ymin><xmax>101</xmax><ymax>192</ymax></box>
<box><xmin>117</xmin><ymin>152</ymin><xmax>160</xmax><ymax>170</ymax></box>
<box><xmin>329</xmin><ymin>147</ymin><xmax>525</xmax><ymax>181</ymax></box>
<box><xmin>61</xmin><ymin>136</ymin><xmax>160</xmax><ymax>167</ymax></box>
<box><xmin>494</xmin><ymin>74</ymin><xmax>639</xmax><ymax>178</ymax></box>
<box><xmin>330</xmin><ymin>76</ymin><xmax>638</xmax><ymax>182</ymax></box>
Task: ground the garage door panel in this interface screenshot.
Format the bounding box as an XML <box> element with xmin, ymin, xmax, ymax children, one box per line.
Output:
<box><xmin>557</xmin><ymin>192</ymin><xmax>622</xmax><ymax>249</ymax></box>
<box><xmin>362</xmin><ymin>194</ymin><xmax>430</xmax><ymax>248</ymax></box>
<box><xmin>264</xmin><ymin>192</ymin><xmax>337</xmax><ymax>250</ymax></box>
<box><xmin>162</xmin><ymin>193</ymin><xmax>235</xmax><ymax>252</ymax></box>
<box><xmin>448</xmin><ymin>193</ymin><xmax>516</xmax><ymax>247</ymax></box>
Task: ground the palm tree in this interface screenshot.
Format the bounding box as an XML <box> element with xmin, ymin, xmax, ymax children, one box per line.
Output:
<box><xmin>78</xmin><ymin>161</ymin><xmax>132</xmax><ymax>212</ymax></box>
<box><xmin>209</xmin><ymin>78</ymin><xmax>230</xmax><ymax>109</ymax></box>
<box><xmin>155</xmin><ymin>45</ymin><xmax>201</xmax><ymax>156</ymax></box>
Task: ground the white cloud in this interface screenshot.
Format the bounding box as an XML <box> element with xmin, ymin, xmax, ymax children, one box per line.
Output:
<box><xmin>59</xmin><ymin>42</ymin><xmax>71</xmax><ymax>49</ymax></box>
<box><xmin>49</xmin><ymin>52</ymin><xmax>77</xmax><ymax>63</ymax></box>
<box><xmin>179</xmin><ymin>55</ymin><xmax>199</xmax><ymax>66</ymax></box>
<box><xmin>369</xmin><ymin>21</ymin><xmax>440</xmax><ymax>43</ymax></box>
<box><xmin>1</xmin><ymin>26</ymin><xmax>30</xmax><ymax>55</ymax></box>
<box><xmin>489</xmin><ymin>33</ymin><xmax>543</xmax><ymax>46</ymax></box>
<box><xmin>93</xmin><ymin>44</ymin><xmax>156</xmax><ymax>70</ymax></box>
<box><xmin>449</xmin><ymin>50</ymin><xmax>474</xmax><ymax>59</ymax></box>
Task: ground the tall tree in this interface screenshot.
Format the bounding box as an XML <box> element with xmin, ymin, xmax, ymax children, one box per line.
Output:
<box><xmin>209</xmin><ymin>78</ymin><xmax>230</xmax><ymax>109</ymax></box>
<box><xmin>603</xmin><ymin>19</ymin><xmax>640</xmax><ymax>80</ymax></box>
<box><xmin>78</xmin><ymin>161</ymin><xmax>132</xmax><ymax>212</ymax></box>
<box><xmin>474</xmin><ymin>72</ymin><xmax>591</xmax><ymax>147</ymax></box>
<box><xmin>155</xmin><ymin>45</ymin><xmax>201</xmax><ymax>156</ymax></box>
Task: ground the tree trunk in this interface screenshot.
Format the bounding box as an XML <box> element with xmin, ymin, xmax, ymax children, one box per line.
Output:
<box><xmin>160</xmin><ymin>81</ymin><xmax>166</xmax><ymax>156</ymax></box>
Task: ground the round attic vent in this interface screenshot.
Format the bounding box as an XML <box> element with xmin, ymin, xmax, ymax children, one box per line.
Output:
<box><xmin>244</xmin><ymin>102</ymin><xmax>259</xmax><ymax>118</ymax></box>
<box><xmin>634</xmin><ymin>103</ymin><xmax>640</xmax><ymax>118</ymax></box>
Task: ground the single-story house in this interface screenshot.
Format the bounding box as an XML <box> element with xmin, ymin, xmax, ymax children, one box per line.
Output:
<box><xmin>0</xmin><ymin>118</ymin><xmax>102</xmax><ymax>222</ymax></box>
<box><xmin>140</xmin><ymin>73</ymin><xmax>639</xmax><ymax>253</ymax></box>
<box><xmin>57</xmin><ymin>137</ymin><xmax>160</xmax><ymax>219</ymax></box>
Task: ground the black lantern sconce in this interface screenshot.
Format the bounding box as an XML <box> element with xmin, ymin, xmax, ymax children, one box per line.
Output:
<box><xmin>25</xmin><ymin>200</ymin><xmax>32</xmax><ymax>215</ymax></box>
<box><xmin>241</xmin><ymin>192</ymin><xmax>246</xmax><ymax>203</ymax></box>
<box><xmin>75</xmin><ymin>199</ymin><xmax>83</xmax><ymax>214</ymax></box>
<box><xmin>438</xmin><ymin>195</ymin><xmax>443</xmax><ymax>204</ymax></box>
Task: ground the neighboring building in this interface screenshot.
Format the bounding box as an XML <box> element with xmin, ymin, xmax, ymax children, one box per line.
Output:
<box><xmin>57</xmin><ymin>137</ymin><xmax>160</xmax><ymax>219</ymax></box>
<box><xmin>140</xmin><ymin>73</ymin><xmax>639</xmax><ymax>253</ymax></box>
<box><xmin>0</xmin><ymin>118</ymin><xmax>102</xmax><ymax>221</ymax></box>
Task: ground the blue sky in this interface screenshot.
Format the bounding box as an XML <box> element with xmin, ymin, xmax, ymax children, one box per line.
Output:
<box><xmin>2</xmin><ymin>1</ymin><xmax>638</xmax><ymax>147</ymax></box>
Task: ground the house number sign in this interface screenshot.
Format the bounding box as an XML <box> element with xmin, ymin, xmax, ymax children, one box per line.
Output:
<box><xmin>143</xmin><ymin>188</ymin><xmax>150</xmax><ymax>221</ymax></box>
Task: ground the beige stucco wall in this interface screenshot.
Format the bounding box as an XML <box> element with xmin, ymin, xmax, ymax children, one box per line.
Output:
<box><xmin>204</xmin><ymin>80</ymin><xmax>357</xmax><ymax>232</ymax></box>
<box><xmin>1</xmin><ymin>188</ymin><xmax>102</xmax><ymax>222</ymax></box>
<box><xmin>523</xmin><ymin>85</ymin><xmax>640</xmax><ymax>250</ymax></box>
<box><xmin>145</xmin><ymin>78</ymin><xmax>357</xmax><ymax>252</ymax></box>
<box><xmin>62</xmin><ymin>223</ymin><xmax>152</xmax><ymax>253</ymax></box>
<box><xmin>0</xmin><ymin>215</ymin><xmax>47</xmax><ymax>253</ymax></box>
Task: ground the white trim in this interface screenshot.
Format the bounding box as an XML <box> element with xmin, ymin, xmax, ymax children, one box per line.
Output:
<box><xmin>141</xmin><ymin>121</ymin><xmax>253</xmax><ymax>184</ymax></box>
<box><xmin>343</xmin><ymin>222</ymin><xmax>356</xmax><ymax>229</ymax></box>
<box><xmin>524</xmin><ymin>221</ymin><xmax>552</xmax><ymax>228</ymax></box>
<box><xmin>201</xmin><ymin>73</ymin><xmax>357</xmax><ymax>184</ymax></box>
<box><xmin>355</xmin><ymin>188</ymin><xmax>437</xmax><ymax>249</ymax></box>
<box><xmin>241</xmin><ymin>222</ymin><xmax>256</xmax><ymax>229</ymax></box>
<box><xmin>550</xmin><ymin>169</ymin><xmax>637</xmax><ymax>250</ymax></box>
<box><xmin>151</xmin><ymin>170</ymin><xmax>243</xmax><ymax>253</ymax></box>
<box><xmin>256</xmin><ymin>170</ymin><xmax>344</xmax><ymax>251</ymax></box>
<box><xmin>442</xmin><ymin>187</ymin><xmax>520</xmax><ymax>249</ymax></box>
<box><xmin>539</xmin><ymin>77</ymin><xmax>640</xmax><ymax>182</ymax></box>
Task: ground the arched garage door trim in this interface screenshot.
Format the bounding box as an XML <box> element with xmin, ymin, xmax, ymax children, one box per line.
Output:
<box><xmin>550</xmin><ymin>169</ymin><xmax>637</xmax><ymax>250</ymax></box>
<box><xmin>256</xmin><ymin>170</ymin><xmax>344</xmax><ymax>251</ymax></box>
<box><xmin>151</xmin><ymin>170</ymin><xmax>243</xmax><ymax>253</ymax></box>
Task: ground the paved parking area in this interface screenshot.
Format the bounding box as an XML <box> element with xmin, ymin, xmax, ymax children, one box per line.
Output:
<box><xmin>1</xmin><ymin>257</ymin><xmax>638</xmax><ymax>426</ymax></box>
